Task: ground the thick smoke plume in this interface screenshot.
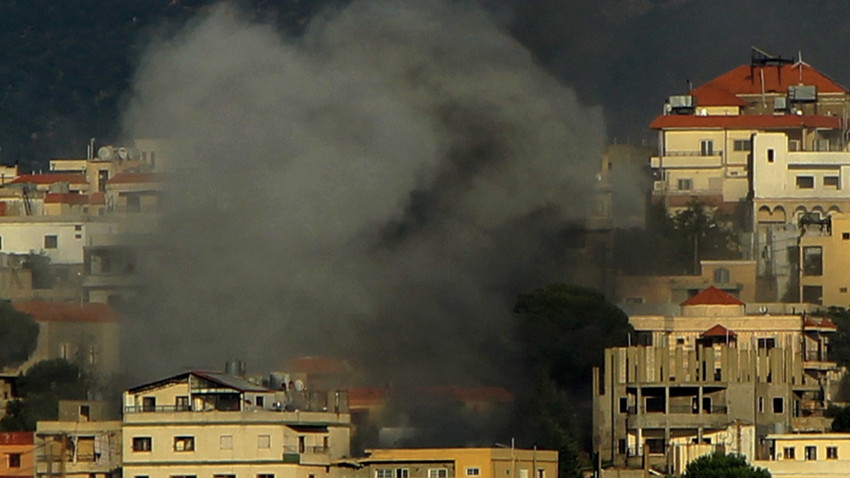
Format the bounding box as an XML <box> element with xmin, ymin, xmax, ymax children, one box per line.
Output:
<box><xmin>122</xmin><ymin>0</ymin><xmax>604</xmax><ymax>385</ymax></box>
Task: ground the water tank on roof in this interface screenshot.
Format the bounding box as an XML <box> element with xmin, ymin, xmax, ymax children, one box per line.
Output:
<box><xmin>97</xmin><ymin>146</ymin><xmax>114</xmax><ymax>161</ymax></box>
<box><xmin>225</xmin><ymin>360</ymin><xmax>246</xmax><ymax>377</ymax></box>
<box><xmin>789</xmin><ymin>85</ymin><xmax>817</xmax><ymax>102</ymax></box>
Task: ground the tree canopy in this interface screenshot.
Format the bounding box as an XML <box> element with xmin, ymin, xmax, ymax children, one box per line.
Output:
<box><xmin>0</xmin><ymin>359</ymin><xmax>89</xmax><ymax>431</ymax></box>
<box><xmin>0</xmin><ymin>301</ymin><xmax>39</xmax><ymax>369</ymax></box>
<box><xmin>683</xmin><ymin>453</ymin><xmax>771</xmax><ymax>478</ymax></box>
<box><xmin>512</xmin><ymin>284</ymin><xmax>634</xmax><ymax>478</ymax></box>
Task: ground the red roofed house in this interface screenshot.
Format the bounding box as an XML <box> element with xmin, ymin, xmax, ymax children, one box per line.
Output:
<box><xmin>595</xmin><ymin>285</ymin><xmax>842</xmax><ymax>474</ymax></box>
<box><xmin>5</xmin><ymin>301</ymin><xmax>121</xmax><ymax>379</ymax></box>
<box><xmin>650</xmin><ymin>49</ymin><xmax>850</xmax><ymax>216</ymax></box>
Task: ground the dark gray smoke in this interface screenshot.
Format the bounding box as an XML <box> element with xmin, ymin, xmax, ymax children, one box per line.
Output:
<box><xmin>121</xmin><ymin>0</ymin><xmax>604</xmax><ymax>385</ymax></box>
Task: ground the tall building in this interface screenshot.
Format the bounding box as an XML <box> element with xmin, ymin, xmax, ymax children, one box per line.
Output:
<box><xmin>651</xmin><ymin>49</ymin><xmax>850</xmax><ymax>217</ymax></box>
<box><xmin>592</xmin><ymin>287</ymin><xmax>841</xmax><ymax>475</ymax></box>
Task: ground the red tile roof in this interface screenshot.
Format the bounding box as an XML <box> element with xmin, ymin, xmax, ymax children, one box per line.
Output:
<box><xmin>9</xmin><ymin>174</ymin><xmax>87</xmax><ymax>185</ymax></box>
<box><xmin>705</xmin><ymin>64</ymin><xmax>846</xmax><ymax>95</ymax></box>
<box><xmin>0</xmin><ymin>431</ymin><xmax>33</xmax><ymax>445</ymax></box>
<box><xmin>803</xmin><ymin>315</ymin><xmax>838</xmax><ymax>330</ymax></box>
<box><xmin>701</xmin><ymin>324</ymin><xmax>737</xmax><ymax>337</ymax></box>
<box><xmin>13</xmin><ymin>301</ymin><xmax>121</xmax><ymax>323</ymax></box>
<box><xmin>681</xmin><ymin>286</ymin><xmax>745</xmax><ymax>306</ymax></box>
<box><xmin>44</xmin><ymin>192</ymin><xmax>105</xmax><ymax>205</ymax></box>
<box><xmin>651</xmin><ymin>114</ymin><xmax>841</xmax><ymax>130</ymax></box>
<box><xmin>691</xmin><ymin>84</ymin><xmax>749</xmax><ymax>107</ymax></box>
<box><xmin>107</xmin><ymin>173</ymin><xmax>163</xmax><ymax>185</ymax></box>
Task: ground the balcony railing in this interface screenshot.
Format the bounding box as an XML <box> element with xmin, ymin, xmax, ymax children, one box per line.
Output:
<box><xmin>124</xmin><ymin>404</ymin><xmax>191</xmax><ymax>413</ymax></box>
<box><xmin>630</xmin><ymin>405</ymin><xmax>728</xmax><ymax>414</ymax></box>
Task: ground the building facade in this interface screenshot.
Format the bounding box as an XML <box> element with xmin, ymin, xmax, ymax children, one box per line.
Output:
<box><xmin>122</xmin><ymin>367</ymin><xmax>351</xmax><ymax>478</ymax></box>
<box><xmin>593</xmin><ymin>287</ymin><xmax>841</xmax><ymax>475</ymax></box>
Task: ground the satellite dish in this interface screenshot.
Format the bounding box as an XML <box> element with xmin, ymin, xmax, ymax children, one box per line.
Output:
<box><xmin>97</xmin><ymin>146</ymin><xmax>114</xmax><ymax>161</ymax></box>
<box><xmin>117</xmin><ymin>147</ymin><xmax>129</xmax><ymax>160</ymax></box>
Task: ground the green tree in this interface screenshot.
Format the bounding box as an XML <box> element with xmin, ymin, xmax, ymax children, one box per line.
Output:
<box><xmin>0</xmin><ymin>359</ymin><xmax>89</xmax><ymax>431</ymax></box>
<box><xmin>512</xmin><ymin>284</ymin><xmax>634</xmax><ymax>478</ymax></box>
<box><xmin>828</xmin><ymin>405</ymin><xmax>850</xmax><ymax>432</ymax></box>
<box><xmin>0</xmin><ymin>301</ymin><xmax>39</xmax><ymax>369</ymax></box>
<box><xmin>683</xmin><ymin>453</ymin><xmax>771</xmax><ymax>478</ymax></box>
<box><xmin>671</xmin><ymin>200</ymin><xmax>741</xmax><ymax>274</ymax></box>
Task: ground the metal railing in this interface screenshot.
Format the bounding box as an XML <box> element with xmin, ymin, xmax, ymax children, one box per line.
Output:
<box><xmin>124</xmin><ymin>404</ymin><xmax>191</xmax><ymax>413</ymax></box>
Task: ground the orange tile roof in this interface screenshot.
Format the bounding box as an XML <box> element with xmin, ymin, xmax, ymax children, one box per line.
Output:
<box><xmin>44</xmin><ymin>192</ymin><xmax>105</xmax><ymax>205</ymax></box>
<box><xmin>691</xmin><ymin>84</ymin><xmax>748</xmax><ymax>107</ymax></box>
<box><xmin>9</xmin><ymin>174</ymin><xmax>87</xmax><ymax>185</ymax></box>
<box><xmin>0</xmin><ymin>431</ymin><xmax>33</xmax><ymax>445</ymax></box>
<box><xmin>705</xmin><ymin>64</ymin><xmax>846</xmax><ymax>95</ymax></box>
<box><xmin>701</xmin><ymin>324</ymin><xmax>737</xmax><ymax>337</ymax></box>
<box><xmin>13</xmin><ymin>301</ymin><xmax>121</xmax><ymax>323</ymax></box>
<box><xmin>107</xmin><ymin>173</ymin><xmax>163</xmax><ymax>185</ymax></box>
<box><xmin>681</xmin><ymin>286</ymin><xmax>745</xmax><ymax>306</ymax></box>
<box><xmin>650</xmin><ymin>114</ymin><xmax>841</xmax><ymax>130</ymax></box>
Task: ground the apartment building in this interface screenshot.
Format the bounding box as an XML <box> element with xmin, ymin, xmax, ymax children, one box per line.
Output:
<box><xmin>122</xmin><ymin>365</ymin><xmax>351</xmax><ymax>478</ymax></box>
<box><xmin>336</xmin><ymin>448</ymin><xmax>558</xmax><ymax>478</ymax></box>
<box><xmin>35</xmin><ymin>400</ymin><xmax>122</xmax><ymax>478</ymax></box>
<box><xmin>650</xmin><ymin>50</ymin><xmax>850</xmax><ymax>216</ymax></box>
<box><xmin>592</xmin><ymin>287</ymin><xmax>841</xmax><ymax>475</ymax></box>
<box><xmin>797</xmin><ymin>213</ymin><xmax>850</xmax><ymax>307</ymax></box>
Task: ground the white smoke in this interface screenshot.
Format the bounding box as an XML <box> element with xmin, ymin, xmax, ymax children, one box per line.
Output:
<box><xmin>121</xmin><ymin>0</ymin><xmax>604</xmax><ymax>384</ymax></box>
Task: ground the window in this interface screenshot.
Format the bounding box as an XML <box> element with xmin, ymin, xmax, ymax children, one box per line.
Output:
<box><xmin>676</xmin><ymin>337</ymin><xmax>685</xmax><ymax>345</ymax></box>
<box><xmin>428</xmin><ymin>470</ymin><xmax>448</xmax><ymax>478</ymax></box>
<box><xmin>824</xmin><ymin>176</ymin><xmax>840</xmax><ymax>189</ymax></box>
<box><xmin>257</xmin><ymin>475</ymin><xmax>275</xmax><ymax>478</ymax></box>
<box><xmin>796</xmin><ymin>176</ymin><xmax>815</xmax><ymax>189</ymax></box>
<box><xmin>773</xmin><ymin>397</ymin><xmax>784</xmax><ymax>414</ymax></box>
<box><xmin>214</xmin><ymin>475</ymin><xmax>236</xmax><ymax>478</ymax></box>
<box><xmin>714</xmin><ymin>268</ymin><xmax>730</xmax><ymax>283</ymax></box>
<box><xmin>220</xmin><ymin>435</ymin><xmax>233</xmax><ymax>450</ymax></box>
<box><xmin>466</xmin><ymin>468</ymin><xmax>480</xmax><ymax>477</ymax></box>
<box><xmin>142</xmin><ymin>397</ymin><xmax>156</xmax><ymax>412</ymax></box>
<box><xmin>677</xmin><ymin>178</ymin><xmax>693</xmax><ymax>191</ymax></box>
<box><xmin>646</xmin><ymin>438</ymin><xmax>665</xmax><ymax>454</ymax></box>
<box><xmin>842</xmin><ymin>288</ymin><xmax>848</xmax><ymax>293</ymax></box>
<box><xmin>758</xmin><ymin>397</ymin><xmax>765</xmax><ymax>414</ymax></box>
<box><xmin>827</xmin><ymin>446</ymin><xmax>838</xmax><ymax>460</ymax></box>
<box><xmin>44</xmin><ymin>235</ymin><xmax>58</xmax><ymax>249</ymax></box>
<box><xmin>171</xmin><ymin>475</ymin><xmax>197</xmax><ymax>478</ymax></box>
<box><xmin>784</xmin><ymin>447</ymin><xmax>795</xmax><ymax>460</ymax></box>
<box><xmin>8</xmin><ymin>453</ymin><xmax>20</xmax><ymax>468</ymax></box>
<box><xmin>98</xmin><ymin>170</ymin><xmax>109</xmax><ymax>193</ymax></box>
<box><xmin>757</xmin><ymin>338</ymin><xmax>776</xmax><ymax>350</ymax></box>
<box><xmin>176</xmin><ymin>396</ymin><xmax>189</xmax><ymax>411</ymax></box>
<box><xmin>843</xmin><ymin>232</ymin><xmax>850</xmax><ymax>240</ymax></box>
<box><xmin>803</xmin><ymin>285</ymin><xmax>823</xmax><ymax>305</ymax></box>
<box><xmin>256</xmin><ymin>435</ymin><xmax>270</xmax><ymax>449</ymax></box>
<box><xmin>132</xmin><ymin>437</ymin><xmax>152</xmax><ymax>452</ymax></box>
<box><xmin>733</xmin><ymin>139</ymin><xmax>751</xmax><ymax>151</ymax></box>
<box><xmin>396</xmin><ymin>469</ymin><xmax>409</xmax><ymax>478</ymax></box>
<box><xmin>377</xmin><ymin>470</ymin><xmax>393</xmax><ymax>478</ymax></box>
<box><xmin>700</xmin><ymin>140</ymin><xmax>714</xmax><ymax>156</ymax></box>
<box><xmin>619</xmin><ymin>397</ymin><xmax>628</xmax><ymax>413</ymax></box>
<box><xmin>126</xmin><ymin>195</ymin><xmax>141</xmax><ymax>213</ymax></box>
<box><xmin>173</xmin><ymin>436</ymin><xmax>195</xmax><ymax>452</ymax></box>
<box><xmin>767</xmin><ymin>149</ymin><xmax>775</xmax><ymax>162</ymax></box>
<box><xmin>805</xmin><ymin>446</ymin><xmax>817</xmax><ymax>461</ymax></box>
<box><xmin>80</xmin><ymin>405</ymin><xmax>90</xmax><ymax>421</ymax></box>
<box><xmin>256</xmin><ymin>396</ymin><xmax>264</xmax><ymax>408</ymax></box>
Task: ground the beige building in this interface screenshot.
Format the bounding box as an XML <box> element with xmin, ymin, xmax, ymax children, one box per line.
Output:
<box><xmin>651</xmin><ymin>51</ymin><xmax>850</xmax><ymax>215</ymax></box>
<box><xmin>0</xmin><ymin>431</ymin><xmax>34</xmax><ymax>478</ymax></box>
<box><xmin>35</xmin><ymin>401</ymin><xmax>122</xmax><ymax>478</ymax></box>
<box><xmin>337</xmin><ymin>448</ymin><xmax>557</xmax><ymax>478</ymax></box>
<box><xmin>797</xmin><ymin>212</ymin><xmax>850</xmax><ymax>307</ymax></box>
<box><xmin>755</xmin><ymin>433</ymin><xmax>850</xmax><ymax>477</ymax></box>
<box><xmin>122</xmin><ymin>366</ymin><xmax>351</xmax><ymax>478</ymax></box>
<box><xmin>6</xmin><ymin>301</ymin><xmax>121</xmax><ymax>379</ymax></box>
<box><xmin>593</xmin><ymin>287</ymin><xmax>841</xmax><ymax>476</ymax></box>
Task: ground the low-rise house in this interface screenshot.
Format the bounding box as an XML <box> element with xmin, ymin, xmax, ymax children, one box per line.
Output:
<box><xmin>756</xmin><ymin>433</ymin><xmax>850</xmax><ymax>477</ymax></box>
<box><xmin>35</xmin><ymin>400</ymin><xmax>121</xmax><ymax>478</ymax></box>
<box><xmin>0</xmin><ymin>431</ymin><xmax>34</xmax><ymax>478</ymax></box>
<box><xmin>338</xmin><ymin>448</ymin><xmax>558</xmax><ymax>478</ymax></box>
<box><xmin>122</xmin><ymin>364</ymin><xmax>351</xmax><ymax>478</ymax></box>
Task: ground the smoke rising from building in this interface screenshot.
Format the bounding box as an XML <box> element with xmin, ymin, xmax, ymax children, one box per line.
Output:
<box><xmin>121</xmin><ymin>0</ymin><xmax>604</xmax><ymax>385</ymax></box>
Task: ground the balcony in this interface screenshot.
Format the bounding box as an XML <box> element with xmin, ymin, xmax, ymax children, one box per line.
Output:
<box><xmin>627</xmin><ymin>406</ymin><xmax>730</xmax><ymax>429</ymax></box>
<box><xmin>284</xmin><ymin>445</ymin><xmax>330</xmax><ymax>466</ymax></box>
